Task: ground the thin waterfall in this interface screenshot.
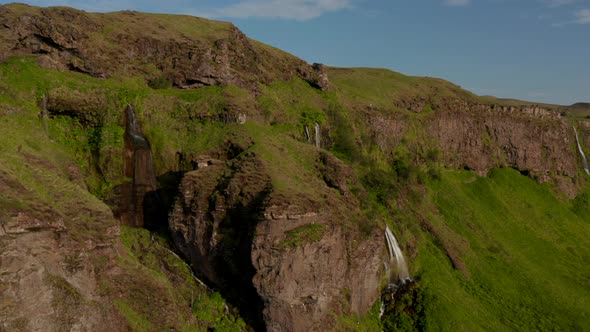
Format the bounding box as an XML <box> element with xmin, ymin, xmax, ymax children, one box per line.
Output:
<box><xmin>381</xmin><ymin>226</ymin><xmax>411</xmax><ymax>319</ymax></box>
<box><xmin>304</xmin><ymin>125</ymin><xmax>311</xmax><ymax>143</ymax></box>
<box><xmin>385</xmin><ymin>226</ymin><xmax>410</xmax><ymax>282</ymax></box>
<box><xmin>314</xmin><ymin>122</ymin><xmax>321</xmax><ymax>148</ymax></box>
<box><xmin>574</xmin><ymin>126</ymin><xmax>590</xmax><ymax>175</ymax></box>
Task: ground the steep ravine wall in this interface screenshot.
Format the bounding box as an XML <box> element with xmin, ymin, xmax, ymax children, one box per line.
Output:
<box><xmin>169</xmin><ymin>153</ymin><xmax>384</xmax><ymax>331</ymax></box>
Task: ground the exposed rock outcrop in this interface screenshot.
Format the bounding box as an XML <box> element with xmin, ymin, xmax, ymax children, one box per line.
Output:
<box><xmin>365</xmin><ymin>99</ymin><xmax>581</xmax><ymax>196</ymax></box>
<box><xmin>0</xmin><ymin>144</ymin><xmax>206</xmax><ymax>331</ymax></box>
<box><xmin>0</xmin><ymin>214</ymin><xmax>123</xmax><ymax>331</ymax></box>
<box><xmin>169</xmin><ymin>152</ymin><xmax>383</xmax><ymax>331</ymax></box>
<box><xmin>0</xmin><ymin>168</ymin><xmax>124</xmax><ymax>331</ymax></box>
<box><xmin>430</xmin><ymin>101</ymin><xmax>574</xmax><ymax>177</ymax></box>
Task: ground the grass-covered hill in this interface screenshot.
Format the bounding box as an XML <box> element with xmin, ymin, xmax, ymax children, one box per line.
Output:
<box><xmin>0</xmin><ymin>2</ymin><xmax>326</xmax><ymax>90</ymax></box>
<box><xmin>0</xmin><ymin>3</ymin><xmax>589</xmax><ymax>331</ymax></box>
<box><xmin>562</xmin><ymin>102</ymin><xmax>590</xmax><ymax>119</ymax></box>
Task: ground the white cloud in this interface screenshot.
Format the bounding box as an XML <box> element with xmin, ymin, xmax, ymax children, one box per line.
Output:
<box><xmin>545</xmin><ymin>0</ymin><xmax>578</xmax><ymax>8</ymax></box>
<box><xmin>198</xmin><ymin>0</ymin><xmax>353</xmax><ymax>21</ymax></box>
<box><xmin>574</xmin><ymin>8</ymin><xmax>590</xmax><ymax>24</ymax></box>
<box><xmin>445</xmin><ymin>0</ymin><xmax>470</xmax><ymax>6</ymax></box>
<box><xmin>552</xmin><ymin>8</ymin><xmax>590</xmax><ymax>26</ymax></box>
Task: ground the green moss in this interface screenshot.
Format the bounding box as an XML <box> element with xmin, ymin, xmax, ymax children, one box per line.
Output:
<box><xmin>335</xmin><ymin>300</ymin><xmax>382</xmax><ymax>332</ymax></box>
<box><xmin>147</xmin><ymin>75</ymin><xmax>173</xmax><ymax>89</ymax></box>
<box><xmin>119</xmin><ymin>226</ymin><xmax>248</xmax><ymax>331</ymax></box>
<box><xmin>192</xmin><ymin>292</ymin><xmax>248</xmax><ymax>331</ymax></box>
<box><xmin>114</xmin><ymin>300</ymin><xmax>152</xmax><ymax>332</ymax></box>
<box><xmin>280</xmin><ymin>223</ymin><xmax>325</xmax><ymax>249</ymax></box>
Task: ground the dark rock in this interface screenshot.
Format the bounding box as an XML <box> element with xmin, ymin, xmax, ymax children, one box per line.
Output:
<box><xmin>169</xmin><ymin>153</ymin><xmax>383</xmax><ymax>331</ymax></box>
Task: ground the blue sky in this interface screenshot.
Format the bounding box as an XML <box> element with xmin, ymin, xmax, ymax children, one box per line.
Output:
<box><xmin>2</xmin><ymin>0</ymin><xmax>589</xmax><ymax>104</ymax></box>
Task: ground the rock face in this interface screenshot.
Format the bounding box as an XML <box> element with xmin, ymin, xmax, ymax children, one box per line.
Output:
<box><xmin>0</xmin><ymin>3</ymin><xmax>329</xmax><ymax>91</ymax></box>
<box><xmin>366</xmin><ymin>99</ymin><xmax>582</xmax><ymax>196</ymax></box>
<box><xmin>0</xmin><ymin>168</ymin><xmax>125</xmax><ymax>331</ymax></box>
<box><xmin>0</xmin><ymin>216</ymin><xmax>121</xmax><ymax>331</ymax></box>
<box><xmin>118</xmin><ymin>105</ymin><xmax>162</xmax><ymax>228</ymax></box>
<box><xmin>169</xmin><ymin>152</ymin><xmax>384</xmax><ymax>331</ymax></box>
<box><xmin>0</xmin><ymin>159</ymin><xmax>212</xmax><ymax>331</ymax></box>
<box><xmin>431</xmin><ymin>101</ymin><xmax>576</xmax><ymax>177</ymax></box>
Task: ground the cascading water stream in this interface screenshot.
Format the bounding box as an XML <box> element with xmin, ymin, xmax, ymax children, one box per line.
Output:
<box><xmin>573</xmin><ymin>126</ymin><xmax>590</xmax><ymax>175</ymax></box>
<box><xmin>304</xmin><ymin>125</ymin><xmax>311</xmax><ymax>143</ymax></box>
<box><xmin>381</xmin><ymin>226</ymin><xmax>411</xmax><ymax>319</ymax></box>
<box><xmin>385</xmin><ymin>226</ymin><xmax>410</xmax><ymax>283</ymax></box>
<box><xmin>314</xmin><ymin>122</ymin><xmax>321</xmax><ymax>148</ymax></box>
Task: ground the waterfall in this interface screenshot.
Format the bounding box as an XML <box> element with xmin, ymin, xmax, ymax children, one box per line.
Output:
<box><xmin>121</xmin><ymin>105</ymin><xmax>163</xmax><ymax>228</ymax></box>
<box><xmin>574</xmin><ymin>126</ymin><xmax>590</xmax><ymax>175</ymax></box>
<box><xmin>304</xmin><ymin>125</ymin><xmax>311</xmax><ymax>143</ymax></box>
<box><xmin>381</xmin><ymin>226</ymin><xmax>411</xmax><ymax>320</ymax></box>
<box><xmin>314</xmin><ymin>122</ymin><xmax>321</xmax><ymax>148</ymax></box>
<box><xmin>385</xmin><ymin>226</ymin><xmax>410</xmax><ymax>282</ymax></box>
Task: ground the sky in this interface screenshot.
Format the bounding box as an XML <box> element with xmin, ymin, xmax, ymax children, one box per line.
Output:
<box><xmin>1</xmin><ymin>0</ymin><xmax>589</xmax><ymax>105</ymax></box>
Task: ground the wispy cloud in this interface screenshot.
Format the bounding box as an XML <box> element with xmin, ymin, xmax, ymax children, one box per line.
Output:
<box><xmin>545</xmin><ymin>0</ymin><xmax>578</xmax><ymax>8</ymax></box>
<box><xmin>552</xmin><ymin>8</ymin><xmax>590</xmax><ymax>26</ymax></box>
<box><xmin>197</xmin><ymin>0</ymin><xmax>353</xmax><ymax>21</ymax></box>
<box><xmin>574</xmin><ymin>8</ymin><xmax>590</xmax><ymax>23</ymax></box>
<box><xmin>445</xmin><ymin>0</ymin><xmax>470</xmax><ymax>6</ymax></box>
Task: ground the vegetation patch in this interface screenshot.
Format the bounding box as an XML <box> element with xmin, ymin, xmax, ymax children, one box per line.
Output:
<box><xmin>114</xmin><ymin>300</ymin><xmax>152</xmax><ymax>332</ymax></box>
<box><xmin>280</xmin><ymin>223</ymin><xmax>325</xmax><ymax>249</ymax></box>
<box><xmin>390</xmin><ymin>168</ymin><xmax>590</xmax><ymax>330</ymax></box>
<box><xmin>119</xmin><ymin>226</ymin><xmax>248</xmax><ymax>331</ymax></box>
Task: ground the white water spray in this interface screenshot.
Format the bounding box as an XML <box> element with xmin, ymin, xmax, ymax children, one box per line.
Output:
<box><xmin>574</xmin><ymin>126</ymin><xmax>590</xmax><ymax>175</ymax></box>
<box><xmin>380</xmin><ymin>226</ymin><xmax>411</xmax><ymax>320</ymax></box>
<box><xmin>385</xmin><ymin>226</ymin><xmax>410</xmax><ymax>282</ymax></box>
<box><xmin>314</xmin><ymin>122</ymin><xmax>321</xmax><ymax>148</ymax></box>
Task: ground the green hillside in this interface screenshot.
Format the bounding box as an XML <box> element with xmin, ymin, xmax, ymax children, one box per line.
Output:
<box><xmin>1</xmin><ymin>5</ymin><xmax>590</xmax><ymax>331</ymax></box>
<box><xmin>384</xmin><ymin>168</ymin><xmax>590</xmax><ymax>330</ymax></box>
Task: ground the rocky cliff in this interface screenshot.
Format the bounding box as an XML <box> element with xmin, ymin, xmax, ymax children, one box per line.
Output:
<box><xmin>0</xmin><ymin>136</ymin><xmax>205</xmax><ymax>331</ymax></box>
<box><xmin>330</xmin><ymin>68</ymin><xmax>586</xmax><ymax>197</ymax></box>
<box><xmin>430</xmin><ymin>102</ymin><xmax>577</xmax><ymax>192</ymax></box>
<box><xmin>169</xmin><ymin>149</ymin><xmax>383</xmax><ymax>331</ymax></box>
